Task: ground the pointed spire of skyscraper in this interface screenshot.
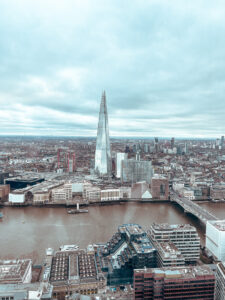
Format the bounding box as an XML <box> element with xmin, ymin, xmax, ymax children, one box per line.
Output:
<box><xmin>95</xmin><ymin>91</ymin><xmax>111</xmax><ymax>176</ymax></box>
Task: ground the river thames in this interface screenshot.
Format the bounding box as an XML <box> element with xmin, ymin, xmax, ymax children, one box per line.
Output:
<box><xmin>1</xmin><ymin>202</ymin><xmax>225</xmax><ymax>263</ymax></box>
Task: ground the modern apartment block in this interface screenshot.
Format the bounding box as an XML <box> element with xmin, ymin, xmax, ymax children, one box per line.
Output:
<box><xmin>96</xmin><ymin>224</ymin><xmax>156</xmax><ymax>285</ymax></box>
<box><xmin>149</xmin><ymin>223</ymin><xmax>200</xmax><ymax>264</ymax></box>
<box><xmin>134</xmin><ymin>265</ymin><xmax>215</xmax><ymax>300</ymax></box>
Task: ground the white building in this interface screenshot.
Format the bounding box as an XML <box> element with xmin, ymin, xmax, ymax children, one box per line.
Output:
<box><xmin>85</xmin><ymin>186</ymin><xmax>101</xmax><ymax>202</ymax></box>
<box><xmin>116</xmin><ymin>152</ymin><xmax>128</xmax><ymax>178</ymax></box>
<box><xmin>51</xmin><ymin>184</ymin><xmax>72</xmax><ymax>202</ymax></box>
<box><xmin>101</xmin><ymin>189</ymin><xmax>120</xmax><ymax>201</ymax></box>
<box><xmin>149</xmin><ymin>223</ymin><xmax>200</xmax><ymax>263</ymax></box>
<box><xmin>0</xmin><ymin>259</ymin><xmax>32</xmax><ymax>284</ymax></box>
<box><xmin>182</xmin><ymin>188</ymin><xmax>195</xmax><ymax>200</ymax></box>
<box><xmin>9</xmin><ymin>193</ymin><xmax>25</xmax><ymax>203</ymax></box>
<box><xmin>206</xmin><ymin>220</ymin><xmax>225</xmax><ymax>261</ymax></box>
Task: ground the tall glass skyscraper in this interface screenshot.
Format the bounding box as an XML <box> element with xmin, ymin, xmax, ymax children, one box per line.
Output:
<box><xmin>95</xmin><ymin>91</ymin><xmax>111</xmax><ymax>176</ymax></box>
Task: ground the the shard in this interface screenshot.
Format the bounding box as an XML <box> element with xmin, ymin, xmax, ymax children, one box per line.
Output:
<box><xmin>95</xmin><ymin>91</ymin><xmax>111</xmax><ymax>176</ymax></box>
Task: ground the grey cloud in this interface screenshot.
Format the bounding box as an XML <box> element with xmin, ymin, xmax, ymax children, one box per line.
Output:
<box><xmin>0</xmin><ymin>0</ymin><xmax>225</xmax><ymax>137</ymax></box>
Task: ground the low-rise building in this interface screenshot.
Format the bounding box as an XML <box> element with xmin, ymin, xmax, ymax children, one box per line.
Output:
<box><xmin>101</xmin><ymin>189</ymin><xmax>120</xmax><ymax>201</ymax></box>
<box><xmin>9</xmin><ymin>192</ymin><xmax>25</xmax><ymax>204</ymax></box>
<box><xmin>85</xmin><ymin>186</ymin><xmax>101</xmax><ymax>202</ymax></box>
<box><xmin>49</xmin><ymin>250</ymin><xmax>106</xmax><ymax>299</ymax></box>
<box><xmin>0</xmin><ymin>259</ymin><xmax>32</xmax><ymax>284</ymax></box>
<box><xmin>51</xmin><ymin>183</ymin><xmax>72</xmax><ymax>203</ymax></box>
<box><xmin>211</xmin><ymin>184</ymin><xmax>225</xmax><ymax>200</ymax></box>
<box><xmin>0</xmin><ymin>184</ymin><xmax>10</xmax><ymax>202</ymax></box>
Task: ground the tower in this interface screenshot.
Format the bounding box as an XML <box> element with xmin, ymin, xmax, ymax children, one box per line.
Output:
<box><xmin>95</xmin><ymin>91</ymin><xmax>111</xmax><ymax>176</ymax></box>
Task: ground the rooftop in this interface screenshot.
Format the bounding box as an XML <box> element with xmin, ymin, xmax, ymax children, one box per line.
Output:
<box><xmin>135</xmin><ymin>265</ymin><xmax>214</xmax><ymax>279</ymax></box>
<box><xmin>151</xmin><ymin>223</ymin><xmax>197</xmax><ymax>232</ymax></box>
<box><xmin>0</xmin><ymin>259</ymin><xmax>32</xmax><ymax>284</ymax></box>
<box><xmin>208</xmin><ymin>219</ymin><xmax>225</xmax><ymax>231</ymax></box>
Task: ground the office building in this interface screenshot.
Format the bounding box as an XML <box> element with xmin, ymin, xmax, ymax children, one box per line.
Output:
<box><xmin>206</xmin><ymin>220</ymin><xmax>225</xmax><ymax>261</ymax></box>
<box><xmin>171</xmin><ymin>137</ymin><xmax>175</xmax><ymax>149</ymax></box>
<box><xmin>221</xmin><ymin>136</ymin><xmax>224</xmax><ymax>148</ymax></box>
<box><xmin>134</xmin><ymin>265</ymin><xmax>215</xmax><ymax>300</ymax></box>
<box><xmin>215</xmin><ymin>262</ymin><xmax>225</xmax><ymax>300</ymax></box>
<box><xmin>149</xmin><ymin>223</ymin><xmax>200</xmax><ymax>263</ymax></box>
<box><xmin>154</xmin><ymin>137</ymin><xmax>159</xmax><ymax>152</ymax></box>
<box><xmin>116</xmin><ymin>152</ymin><xmax>128</xmax><ymax>178</ymax></box>
<box><xmin>155</xmin><ymin>241</ymin><xmax>185</xmax><ymax>267</ymax></box>
<box><xmin>51</xmin><ymin>183</ymin><xmax>72</xmax><ymax>202</ymax></box>
<box><xmin>151</xmin><ymin>175</ymin><xmax>169</xmax><ymax>200</ymax></box>
<box><xmin>95</xmin><ymin>91</ymin><xmax>111</xmax><ymax>176</ymax></box>
<box><xmin>121</xmin><ymin>159</ymin><xmax>153</xmax><ymax>184</ymax></box>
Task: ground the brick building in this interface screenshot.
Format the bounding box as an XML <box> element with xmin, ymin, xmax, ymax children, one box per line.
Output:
<box><xmin>134</xmin><ymin>265</ymin><xmax>215</xmax><ymax>299</ymax></box>
<box><xmin>151</xmin><ymin>175</ymin><xmax>169</xmax><ymax>200</ymax></box>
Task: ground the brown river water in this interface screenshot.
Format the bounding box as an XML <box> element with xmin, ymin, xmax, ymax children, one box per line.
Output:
<box><xmin>0</xmin><ymin>202</ymin><xmax>225</xmax><ymax>263</ymax></box>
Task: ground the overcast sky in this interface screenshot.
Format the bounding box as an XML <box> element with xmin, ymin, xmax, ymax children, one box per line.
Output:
<box><xmin>0</xmin><ymin>0</ymin><xmax>225</xmax><ymax>138</ymax></box>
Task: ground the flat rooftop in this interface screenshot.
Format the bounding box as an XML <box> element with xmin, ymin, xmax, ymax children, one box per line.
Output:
<box><xmin>119</xmin><ymin>223</ymin><xmax>145</xmax><ymax>236</ymax></box>
<box><xmin>208</xmin><ymin>220</ymin><xmax>225</xmax><ymax>231</ymax></box>
<box><xmin>135</xmin><ymin>265</ymin><xmax>214</xmax><ymax>279</ymax></box>
<box><xmin>0</xmin><ymin>259</ymin><xmax>31</xmax><ymax>283</ymax></box>
<box><xmin>151</xmin><ymin>223</ymin><xmax>197</xmax><ymax>232</ymax></box>
<box><xmin>158</xmin><ymin>242</ymin><xmax>183</xmax><ymax>259</ymax></box>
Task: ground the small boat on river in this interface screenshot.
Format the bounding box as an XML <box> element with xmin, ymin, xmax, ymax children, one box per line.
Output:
<box><xmin>67</xmin><ymin>208</ymin><xmax>89</xmax><ymax>214</ymax></box>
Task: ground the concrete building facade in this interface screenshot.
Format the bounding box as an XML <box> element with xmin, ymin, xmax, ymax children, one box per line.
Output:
<box><xmin>206</xmin><ymin>220</ymin><xmax>225</xmax><ymax>261</ymax></box>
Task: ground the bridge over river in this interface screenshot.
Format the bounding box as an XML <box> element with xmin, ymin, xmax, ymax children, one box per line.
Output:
<box><xmin>171</xmin><ymin>191</ymin><xmax>218</xmax><ymax>225</ymax></box>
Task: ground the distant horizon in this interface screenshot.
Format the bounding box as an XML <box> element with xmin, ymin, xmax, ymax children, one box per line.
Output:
<box><xmin>0</xmin><ymin>134</ymin><xmax>221</xmax><ymax>141</ymax></box>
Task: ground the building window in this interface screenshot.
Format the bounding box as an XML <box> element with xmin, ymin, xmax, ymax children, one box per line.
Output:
<box><xmin>160</xmin><ymin>184</ymin><xmax>165</xmax><ymax>196</ymax></box>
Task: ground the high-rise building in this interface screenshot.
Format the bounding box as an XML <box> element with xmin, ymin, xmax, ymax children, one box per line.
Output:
<box><xmin>206</xmin><ymin>220</ymin><xmax>225</xmax><ymax>261</ymax></box>
<box><xmin>121</xmin><ymin>159</ymin><xmax>153</xmax><ymax>184</ymax></box>
<box><xmin>116</xmin><ymin>152</ymin><xmax>128</xmax><ymax>178</ymax></box>
<box><xmin>154</xmin><ymin>137</ymin><xmax>159</xmax><ymax>152</ymax></box>
<box><xmin>95</xmin><ymin>91</ymin><xmax>111</xmax><ymax>176</ymax></box>
<box><xmin>134</xmin><ymin>265</ymin><xmax>215</xmax><ymax>300</ymax></box>
<box><xmin>171</xmin><ymin>137</ymin><xmax>175</xmax><ymax>149</ymax></box>
<box><xmin>149</xmin><ymin>223</ymin><xmax>200</xmax><ymax>263</ymax></box>
<box><xmin>221</xmin><ymin>136</ymin><xmax>224</xmax><ymax>149</ymax></box>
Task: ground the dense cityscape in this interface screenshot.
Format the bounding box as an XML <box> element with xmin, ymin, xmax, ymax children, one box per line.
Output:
<box><xmin>0</xmin><ymin>92</ymin><xmax>225</xmax><ymax>299</ymax></box>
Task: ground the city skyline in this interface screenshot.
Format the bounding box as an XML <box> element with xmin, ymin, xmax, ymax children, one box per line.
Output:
<box><xmin>0</xmin><ymin>0</ymin><xmax>225</xmax><ymax>138</ymax></box>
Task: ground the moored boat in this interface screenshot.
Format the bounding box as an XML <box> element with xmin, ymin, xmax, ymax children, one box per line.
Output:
<box><xmin>67</xmin><ymin>208</ymin><xmax>89</xmax><ymax>214</ymax></box>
